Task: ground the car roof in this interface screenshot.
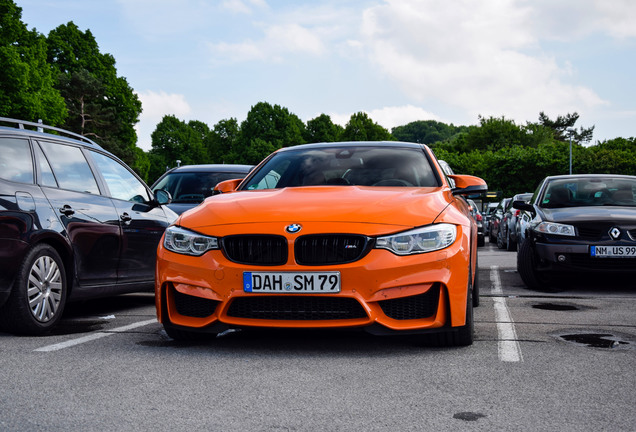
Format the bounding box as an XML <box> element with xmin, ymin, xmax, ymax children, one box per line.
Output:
<box><xmin>274</xmin><ymin>141</ymin><xmax>427</xmax><ymax>152</ymax></box>
<box><xmin>165</xmin><ymin>164</ymin><xmax>254</xmax><ymax>173</ymax></box>
<box><xmin>544</xmin><ymin>174</ymin><xmax>636</xmax><ymax>181</ymax></box>
<box><xmin>0</xmin><ymin>117</ymin><xmax>102</xmax><ymax>150</ymax></box>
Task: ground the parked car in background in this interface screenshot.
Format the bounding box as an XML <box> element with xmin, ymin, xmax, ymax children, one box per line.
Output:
<box><xmin>498</xmin><ymin>192</ymin><xmax>532</xmax><ymax>251</ymax></box>
<box><xmin>156</xmin><ymin>141</ymin><xmax>487</xmax><ymax>346</ymax></box>
<box><xmin>0</xmin><ymin>117</ymin><xmax>178</xmax><ymax>335</ymax></box>
<box><xmin>514</xmin><ymin>174</ymin><xmax>636</xmax><ymax>291</ymax></box>
<box><xmin>489</xmin><ymin>197</ymin><xmax>511</xmax><ymax>245</ymax></box>
<box><xmin>467</xmin><ymin>199</ymin><xmax>485</xmax><ymax>247</ymax></box>
<box><xmin>151</xmin><ymin>164</ymin><xmax>254</xmax><ymax>215</ymax></box>
<box><xmin>483</xmin><ymin>202</ymin><xmax>498</xmax><ymax>237</ymax></box>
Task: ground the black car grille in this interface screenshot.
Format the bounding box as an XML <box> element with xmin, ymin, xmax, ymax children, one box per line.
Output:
<box><xmin>378</xmin><ymin>285</ymin><xmax>440</xmax><ymax>320</ymax></box>
<box><xmin>566</xmin><ymin>254</ymin><xmax>636</xmax><ymax>271</ymax></box>
<box><xmin>174</xmin><ymin>290</ymin><xmax>219</xmax><ymax>318</ymax></box>
<box><xmin>576</xmin><ymin>225</ymin><xmax>604</xmax><ymax>240</ymax></box>
<box><xmin>222</xmin><ymin>235</ymin><xmax>288</xmax><ymax>265</ymax></box>
<box><xmin>295</xmin><ymin>234</ymin><xmax>372</xmax><ymax>265</ymax></box>
<box><xmin>226</xmin><ymin>296</ymin><xmax>368</xmax><ymax>320</ymax></box>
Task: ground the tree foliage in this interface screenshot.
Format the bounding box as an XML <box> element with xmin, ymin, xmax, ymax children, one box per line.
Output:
<box><xmin>391</xmin><ymin>120</ymin><xmax>467</xmax><ymax>144</ymax></box>
<box><xmin>341</xmin><ymin>112</ymin><xmax>393</xmax><ymax>141</ymax></box>
<box><xmin>0</xmin><ymin>0</ymin><xmax>67</xmax><ymax>123</ymax></box>
<box><xmin>46</xmin><ymin>21</ymin><xmax>141</xmax><ymax>165</ymax></box>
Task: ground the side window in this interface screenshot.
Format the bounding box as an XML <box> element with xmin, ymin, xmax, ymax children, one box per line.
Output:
<box><xmin>38</xmin><ymin>141</ymin><xmax>100</xmax><ymax>194</ymax></box>
<box><xmin>90</xmin><ymin>151</ymin><xmax>150</xmax><ymax>203</ymax></box>
<box><xmin>0</xmin><ymin>137</ymin><xmax>34</xmax><ymax>183</ymax></box>
<box><xmin>34</xmin><ymin>142</ymin><xmax>58</xmax><ymax>187</ymax></box>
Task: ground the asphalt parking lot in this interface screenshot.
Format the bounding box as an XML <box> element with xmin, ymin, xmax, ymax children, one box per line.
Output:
<box><xmin>1</xmin><ymin>242</ymin><xmax>634</xmax><ymax>431</ymax></box>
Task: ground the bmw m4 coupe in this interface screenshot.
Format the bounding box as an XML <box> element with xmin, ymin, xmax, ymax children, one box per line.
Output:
<box><xmin>155</xmin><ymin>142</ymin><xmax>487</xmax><ymax>346</ymax></box>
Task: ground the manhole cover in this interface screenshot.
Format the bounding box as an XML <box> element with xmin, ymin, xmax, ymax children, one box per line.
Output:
<box><xmin>560</xmin><ymin>333</ymin><xmax>629</xmax><ymax>349</ymax></box>
<box><xmin>533</xmin><ymin>303</ymin><xmax>578</xmax><ymax>311</ymax></box>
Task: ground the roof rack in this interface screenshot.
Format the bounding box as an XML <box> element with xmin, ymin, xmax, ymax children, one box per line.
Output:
<box><xmin>0</xmin><ymin>117</ymin><xmax>100</xmax><ymax>147</ymax></box>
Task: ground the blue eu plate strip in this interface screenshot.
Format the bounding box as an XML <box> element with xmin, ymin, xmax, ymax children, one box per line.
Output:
<box><xmin>243</xmin><ymin>272</ymin><xmax>252</xmax><ymax>292</ymax></box>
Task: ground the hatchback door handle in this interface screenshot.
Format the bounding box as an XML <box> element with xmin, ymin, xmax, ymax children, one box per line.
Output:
<box><xmin>59</xmin><ymin>205</ymin><xmax>74</xmax><ymax>216</ymax></box>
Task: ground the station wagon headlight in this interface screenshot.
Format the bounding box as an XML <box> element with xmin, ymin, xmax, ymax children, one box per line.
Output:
<box><xmin>164</xmin><ymin>226</ymin><xmax>219</xmax><ymax>256</ymax></box>
<box><xmin>535</xmin><ymin>222</ymin><xmax>576</xmax><ymax>237</ymax></box>
<box><xmin>376</xmin><ymin>224</ymin><xmax>457</xmax><ymax>255</ymax></box>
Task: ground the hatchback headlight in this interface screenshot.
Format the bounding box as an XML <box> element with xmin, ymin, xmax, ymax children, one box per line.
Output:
<box><xmin>535</xmin><ymin>222</ymin><xmax>575</xmax><ymax>237</ymax></box>
<box><xmin>164</xmin><ymin>226</ymin><xmax>219</xmax><ymax>256</ymax></box>
<box><xmin>376</xmin><ymin>224</ymin><xmax>457</xmax><ymax>255</ymax></box>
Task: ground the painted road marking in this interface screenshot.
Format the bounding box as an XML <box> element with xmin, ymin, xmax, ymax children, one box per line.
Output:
<box><xmin>490</xmin><ymin>266</ymin><xmax>523</xmax><ymax>362</ymax></box>
<box><xmin>34</xmin><ymin>319</ymin><xmax>157</xmax><ymax>352</ymax></box>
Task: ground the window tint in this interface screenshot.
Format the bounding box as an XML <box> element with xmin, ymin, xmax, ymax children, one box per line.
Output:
<box><xmin>0</xmin><ymin>137</ymin><xmax>34</xmax><ymax>183</ymax></box>
<box><xmin>90</xmin><ymin>151</ymin><xmax>150</xmax><ymax>203</ymax></box>
<box><xmin>243</xmin><ymin>146</ymin><xmax>438</xmax><ymax>190</ymax></box>
<box><xmin>38</xmin><ymin>141</ymin><xmax>99</xmax><ymax>194</ymax></box>
<box><xmin>34</xmin><ymin>142</ymin><xmax>58</xmax><ymax>187</ymax></box>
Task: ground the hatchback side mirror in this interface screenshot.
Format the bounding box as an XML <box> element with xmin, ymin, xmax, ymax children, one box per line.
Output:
<box><xmin>154</xmin><ymin>189</ymin><xmax>172</xmax><ymax>205</ymax></box>
<box><xmin>512</xmin><ymin>200</ymin><xmax>534</xmax><ymax>214</ymax></box>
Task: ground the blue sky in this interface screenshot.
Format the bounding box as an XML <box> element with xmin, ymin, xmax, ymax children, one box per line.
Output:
<box><xmin>17</xmin><ymin>0</ymin><xmax>636</xmax><ymax>151</ymax></box>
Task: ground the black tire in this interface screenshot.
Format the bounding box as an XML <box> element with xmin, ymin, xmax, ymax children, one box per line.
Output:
<box><xmin>0</xmin><ymin>244</ymin><xmax>67</xmax><ymax>335</ymax></box>
<box><xmin>506</xmin><ymin>229</ymin><xmax>516</xmax><ymax>251</ymax></box>
<box><xmin>472</xmin><ymin>260</ymin><xmax>480</xmax><ymax>308</ymax></box>
<box><xmin>423</xmin><ymin>281</ymin><xmax>474</xmax><ymax>347</ymax></box>
<box><xmin>496</xmin><ymin>229</ymin><xmax>505</xmax><ymax>249</ymax></box>
<box><xmin>477</xmin><ymin>235</ymin><xmax>485</xmax><ymax>247</ymax></box>
<box><xmin>517</xmin><ymin>240</ymin><xmax>556</xmax><ymax>292</ymax></box>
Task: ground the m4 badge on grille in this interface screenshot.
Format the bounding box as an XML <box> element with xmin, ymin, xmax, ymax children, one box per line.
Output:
<box><xmin>286</xmin><ymin>224</ymin><xmax>302</xmax><ymax>234</ymax></box>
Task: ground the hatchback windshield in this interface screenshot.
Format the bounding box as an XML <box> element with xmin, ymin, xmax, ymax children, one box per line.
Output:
<box><xmin>242</xmin><ymin>146</ymin><xmax>440</xmax><ymax>190</ymax></box>
<box><xmin>154</xmin><ymin>171</ymin><xmax>249</xmax><ymax>203</ymax></box>
<box><xmin>541</xmin><ymin>177</ymin><xmax>636</xmax><ymax>208</ymax></box>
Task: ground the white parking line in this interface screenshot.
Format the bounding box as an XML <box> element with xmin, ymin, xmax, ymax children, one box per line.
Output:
<box><xmin>490</xmin><ymin>266</ymin><xmax>523</xmax><ymax>362</ymax></box>
<box><xmin>34</xmin><ymin>319</ymin><xmax>157</xmax><ymax>352</ymax></box>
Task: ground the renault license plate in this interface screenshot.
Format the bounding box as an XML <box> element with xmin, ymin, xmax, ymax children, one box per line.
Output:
<box><xmin>243</xmin><ymin>272</ymin><xmax>341</xmax><ymax>293</ymax></box>
<box><xmin>590</xmin><ymin>246</ymin><xmax>636</xmax><ymax>258</ymax></box>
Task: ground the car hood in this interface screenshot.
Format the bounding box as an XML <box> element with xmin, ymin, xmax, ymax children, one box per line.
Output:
<box><xmin>541</xmin><ymin>206</ymin><xmax>636</xmax><ymax>224</ymax></box>
<box><xmin>179</xmin><ymin>186</ymin><xmax>452</xmax><ymax>230</ymax></box>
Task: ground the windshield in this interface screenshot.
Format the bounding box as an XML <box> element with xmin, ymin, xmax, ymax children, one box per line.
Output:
<box><xmin>241</xmin><ymin>146</ymin><xmax>440</xmax><ymax>190</ymax></box>
<box><xmin>540</xmin><ymin>177</ymin><xmax>636</xmax><ymax>208</ymax></box>
<box><xmin>154</xmin><ymin>171</ymin><xmax>248</xmax><ymax>203</ymax></box>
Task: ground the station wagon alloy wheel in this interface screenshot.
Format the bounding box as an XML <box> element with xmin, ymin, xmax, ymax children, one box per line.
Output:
<box><xmin>28</xmin><ymin>254</ymin><xmax>64</xmax><ymax>323</ymax></box>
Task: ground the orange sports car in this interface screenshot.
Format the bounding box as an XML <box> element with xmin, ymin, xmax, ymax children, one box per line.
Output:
<box><xmin>155</xmin><ymin>141</ymin><xmax>487</xmax><ymax>346</ymax></box>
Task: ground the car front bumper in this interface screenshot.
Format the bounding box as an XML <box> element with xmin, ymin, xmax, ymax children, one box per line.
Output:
<box><xmin>155</xmin><ymin>228</ymin><xmax>473</xmax><ymax>335</ymax></box>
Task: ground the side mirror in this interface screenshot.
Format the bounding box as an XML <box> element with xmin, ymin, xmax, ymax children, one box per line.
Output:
<box><xmin>449</xmin><ymin>174</ymin><xmax>488</xmax><ymax>196</ymax></box>
<box><xmin>512</xmin><ymin>200</ymin><xmax>534</xmax><ymax>214</ymax></box>
<box><xmin>154</xmin><ymin>189</ymin><xmax>172</xmax><ymax>205</ymax></box>
<box><xmin>214</xmin><ymin>178</ymin><xmax>242</xmax><ymax>194</ymax></box>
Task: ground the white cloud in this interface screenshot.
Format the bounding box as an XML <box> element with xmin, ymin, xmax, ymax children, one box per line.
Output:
<box><xmin>208</xmin><ymin>22</ymin><xmax>327</xmax><ymax>63</ymax></box>
<box><xmin>357</xmin><ymin>0</ymin><xmax>608</xmax><ymax>125</ymax></box>
<box><xmin>135</xmin><ymin>90</ymin><xmax>192</xmax><ymax>150</ymax></box>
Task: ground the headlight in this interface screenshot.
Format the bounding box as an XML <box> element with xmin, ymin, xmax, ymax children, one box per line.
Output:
<box><xmin>376</xmin><ymin>224</ymin><xmax>457</xmax><ymax>255</ymax></box>
<box><xmin>164</xmin><ymin>226</ymin><xmax>219</xmax><ymax>256</ymax></box>
<box><xmin>535</xmin><ymin>222</ymin><xmax>575</xmax><ymax>237</ymax></box>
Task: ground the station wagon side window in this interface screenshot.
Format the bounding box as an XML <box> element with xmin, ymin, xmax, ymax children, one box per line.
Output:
<box><xmin>33</xmin><ymin>142</ymin><xmax>58</xmax><ymax>187</ymax></box>
<box><xmin>38</xmin><ymin>141</ymin><xmax>100</xmax><ymax>194</ymax></box>
<box><xmin>89</xmin><ymin>151</ymin><xmax>150</xmax><ymax>203</ymax></box>
<box><xmin>0</xmin><ymin>137</ymin><xmax>34</xmax><ymax>183</ymax></box>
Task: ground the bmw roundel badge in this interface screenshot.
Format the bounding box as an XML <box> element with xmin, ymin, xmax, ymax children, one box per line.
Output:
<box><xmin>286</xmin><ymin>224</ymin><xmax>302</xmax><ymax>234</ymax></box>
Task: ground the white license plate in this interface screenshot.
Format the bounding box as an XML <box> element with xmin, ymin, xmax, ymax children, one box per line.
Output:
<box><xmin>243</xmin><ymin>272</ymin><xmax>341</xmax><ymax>293</ymax></box>
<box><xmin>590</xmin><ymin>246</ymin><xmax>636</xmax><ymax>258</ymax></box>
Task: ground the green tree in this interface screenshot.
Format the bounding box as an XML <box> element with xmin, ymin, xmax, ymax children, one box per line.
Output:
<box><xmin>46</xmin><ymin>22</ymin><xmax>141</xmax><ymax>165</ymax></box>
<box><xmin>537</xmin><ymin>111</ymin><xmax>594</xmax><ymax>144</ymax></box>
<box><xmin>341</xmin><ymin>112</ymin><xmax>393</xmax><ymax>141</ymax></box>
<box><xmin>304</xmin><ymin>114</ymin><xmax>343</xmax><ymax>143</ymax></box>
<box><xmin>0</xmin><ymin>0</ymin><xmax>66</xmax><ymax>124</ymax></box>
<box><xmin>205</xmin><ymin>118</ymin><xmax>241</xmax><ymax>163</ymax></box>
<box><xmin>148</xmin><ymin>115</ymin><xmax>208</xmax><ymax>182</ymax></box>
<box><xmin>392</xmin><ymin>120</ymin><xmax>467</xmax><ymax>144</ymax></box>
<box><xmin>236</xmin><ymin>102</ymin><xmax>306</xmax><ymax>164</ymax></box>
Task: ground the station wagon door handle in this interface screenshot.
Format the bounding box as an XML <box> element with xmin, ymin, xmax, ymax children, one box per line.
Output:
<box><xmin>120</xmin><ymin>212</ymin><xmax>132</xmax><ymax>224</ymax></box>
<box><xmin>59</xmin><ymin>205</ymin><xmax>74</xmax><ymax>216</ymax></box>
